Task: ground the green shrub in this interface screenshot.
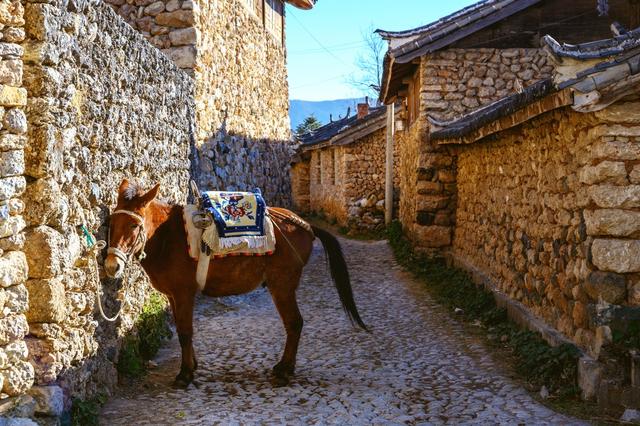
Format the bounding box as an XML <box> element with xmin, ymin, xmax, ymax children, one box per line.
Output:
<box><xmin>71</xmin><ymin>394</ymin><xmax>107</xmax><ymax>426</ymax></box>
<box><xmin>138</xmin><ymin>292</ymin><xmax>173</xmax><ymax>360</ymax></box>
<box><xmin>117</xmin><ymin>335</ymin><xmax>145</xmax><ymax>378</ymax></box>
<box><xmin>117</xmin><ymin>291</ymin><xmax>172</xmax><ymax>378</ymax></box>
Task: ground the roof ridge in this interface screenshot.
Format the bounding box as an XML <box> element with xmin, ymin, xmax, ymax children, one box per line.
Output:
<box><xmin>376</xmin><ymin>0</ymin><xmax>498</xmax><ymax>39</ymax></box>
<box><xmin>298</xmin><ymin>106</ymin><xmax>387</xmax><ymax>146</ymax></box>
<box><xmin>544</xmin><ymin>25</ymin><xmax>640</xmax><ymax>59</ymax></box>
<box><xmin>383</xmin><ymin>0</ymin><xmax>541</xmax><ymax>65</ymax></box>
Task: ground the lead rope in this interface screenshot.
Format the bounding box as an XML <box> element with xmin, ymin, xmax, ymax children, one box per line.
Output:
<box><xmin>82</xmin><ymin>222</ymin><xmax>144</xmax><ymax>323</ymax></box>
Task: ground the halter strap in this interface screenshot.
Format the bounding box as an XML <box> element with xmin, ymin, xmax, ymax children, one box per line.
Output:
<box><xmin>109</xmin><ymin>209</ymin><xmax>147</xmax><ymax>262</ymax></box>
<box><xmin>112</xmin><ymin>209</ymin><xmax>145</xmax><ymax>224</ymax></box>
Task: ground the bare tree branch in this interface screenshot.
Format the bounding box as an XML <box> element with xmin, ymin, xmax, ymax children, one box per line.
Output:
<box><xmin>347</xmin><ymin>25</ymin><xmax>386</xmax><ymax>103</ymax></box>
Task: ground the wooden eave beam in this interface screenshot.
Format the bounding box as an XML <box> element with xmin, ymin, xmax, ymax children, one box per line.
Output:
<box><xmin>437</xmin><ymin>89</ymin><xmax>573</xmax><ymax>145</ymax></box>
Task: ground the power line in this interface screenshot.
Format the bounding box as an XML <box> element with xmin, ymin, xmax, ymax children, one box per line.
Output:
<box><xmin>291</xmin><ymin>73</ymin><xmax>347</xmax><ymax>89</ymax></box>
<box><xmin>290</xmin><ymin>43</ymin><xmax>367</xmax><ymax>56</ymax></box>
<box><xmin>289</xmin><ymin>40</ymin><xmax>365</xmax><ymax>54</ymax></box>
<box><xmin>288</xmin><ymin>10</ymin><xmax>349</xmax><ymax>66</ymax></box>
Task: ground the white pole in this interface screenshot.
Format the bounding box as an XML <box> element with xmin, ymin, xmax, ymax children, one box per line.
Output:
<box><xmin>385</xmin><ymin>103</ymin><xmax>395</xmax><ymax>225</ymax></box>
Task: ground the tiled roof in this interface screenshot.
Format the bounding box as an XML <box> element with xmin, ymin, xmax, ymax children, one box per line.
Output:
<box><xmin>377</xmin><ymin>0</ymin><xmax>542</xmax><ymax>103</ymax></box>
<box><xmin>298</xmin><ymin>106</ymin><xmax>386</xmax><ymax>147</ymax></box>
<box><xmin>544</xmin><ymin>25</ymin><xmax>640</xmax><ymax>60</ymax></box>
<box><xmin>430</xmin><ymin>79</ymin><xmax>555</xmax><ymax>140</ymax></box>
<box><xmin>376</xmin><ymin>0</ymin><xmax>541</xmax><ymax>64</ymax></box>
<box><xmin>376</xmin><ymin>0</ymin><xmax>496</xmax><ymax>39</ymax></box>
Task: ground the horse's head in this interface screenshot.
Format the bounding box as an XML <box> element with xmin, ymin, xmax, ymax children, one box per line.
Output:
<box><xmin>104</xmin><ymin>179</ymin><xmax>160</xmax><ymax>279</ymax></box>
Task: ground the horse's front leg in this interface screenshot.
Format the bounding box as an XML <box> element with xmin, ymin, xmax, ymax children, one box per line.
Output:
<box><xmin>171</xmin><ymin>292</ymin><xmax>196</xmax><ymax>388</ymax></box>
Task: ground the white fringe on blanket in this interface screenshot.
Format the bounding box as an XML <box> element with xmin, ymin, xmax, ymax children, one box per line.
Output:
<box><xmin>202</xmin><ymin>216</ymin><xmax>276</xmax><ymax>255</ymax></box>
<box><xmin>183</xmin><ymin>205</ymin><xmax>203</xmax><ymax>261</ymax></box>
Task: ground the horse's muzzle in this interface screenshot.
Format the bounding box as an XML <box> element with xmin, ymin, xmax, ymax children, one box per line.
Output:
<box><xmin>104</xmin><ymin>254</ymin><xmax>125</xmax><ymax>279</ymax></box>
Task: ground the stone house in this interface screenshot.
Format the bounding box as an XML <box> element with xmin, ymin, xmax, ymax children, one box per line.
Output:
<box><xmin>0</xmin><ymin>0</ymin><xmax>314</xmax><ymax>419</ymax></box>
<box><xmin>379</xmin><ymin>0</ymin><xmax>640</xmax><ymax>408</ymax></box>
<box><xmin>107</xmin><ymin>0</ymin><xmax>315</xmax><ymax>205</ymax></box>
<box><xmin>292</xmin><ymin>103</ymin><xmax>400</xmax><ymax>231</ymax></box>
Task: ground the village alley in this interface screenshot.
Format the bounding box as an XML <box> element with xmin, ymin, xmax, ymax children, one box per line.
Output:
<box><xmin>100</xmin><ymin>238</ymin><xmax>585</xmax><ymax>425</ymax></box>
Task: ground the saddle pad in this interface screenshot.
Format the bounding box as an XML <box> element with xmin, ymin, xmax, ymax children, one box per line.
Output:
<box><xmin>202</xmin><ymin>191</ymin><xmax>266</xmax><ymax>238</ymax></box>
<box><xmin>182</xmin><ymin>204</ymin><xmax>276</xmax><ymax>260</ymax></box>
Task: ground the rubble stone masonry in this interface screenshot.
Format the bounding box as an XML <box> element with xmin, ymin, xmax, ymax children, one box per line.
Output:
<box><xmin>0</xmin><ymin>0</ymin><xmax>294</xmax><ymax>418</ymax></box>
<box><xmin>397</xmin><ymin>48</ymin><xmax>552</xmax><ymax>253</ymax></box>
<box><xmin>192</xmin><ymin>0</ymin><xmax>293</xmax><ymax>206</ymax></box>
<box><xmin>290</xmin><ymin>160</ymin><xmax>310</xmax><ymax>213</ymax></box>
<box><xmin>423</xmin><ymin>48</ymin><xmax>552</xmax><ymax>122</ymax></box>
<box><xmin>17</xmin><ymin>0</ymin><xmax>193</xmax><ymax>414</ymax></box>
<box><xmin>106</xmin><ymin>0</ymin><xmax>197</xmax><ymax>70</ymax></box>
<box><xmin>107</xmin><ymin>0</ymin><xmax>294</xmax><ymax>206</ymax></box>
<box><xmin>309</xmin><ymin>147</ymin><xmax>347</xmax><ymax>224</ymax></box>
<box><xmin>0</xmin><ymin>0</ymin><xmax>34</xmax><ymax>406</ymax></box>
<box><xmin>452</xmin><ymin>105</ymin><xmax>640</xmax><ymax>356</ymax></box>
<box><xmin>307</xmin><ymin>127</ymin><xmax>400</xmax><ymax>231</ymax></box>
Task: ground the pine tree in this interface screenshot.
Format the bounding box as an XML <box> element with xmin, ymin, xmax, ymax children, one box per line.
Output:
<box><xmin>295</xmin><ymin>115</ymin><xmax>323</xmax><ymax>138</ymax></box>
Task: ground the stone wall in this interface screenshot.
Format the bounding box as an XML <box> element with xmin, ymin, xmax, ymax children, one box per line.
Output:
<box><xmin>397</xmin><ymin>48</ymin><xmax>553</xmax><ymax>252</ymax></box>
<box><xmin>106</xmin><ymin>0</ymin><xmax>294</xmax><ymax>206</ymax></box>
<box><xmin>341</xmin><ymin>127</ymin><xmax>399</xmax><ymax>230</ymax></box>
<box><xmin>424</xmin><ymin>48</ymin><xmax>552</xmax><ymax>122</ymax></box>
<box><xmin>105</xmin><ymin>0</ymin><xmax>196</xmax><ymax>69</ymax></box>
<box><xmin>309</xmin><ymin>147</ymin><xmax>347</xmax><ymax>224</ymax></box>
<box><xmin>20</xmin><ymin>0</ymin><xmax>193</xmax><ymax>413</ymax></box>
<box><xmin>291</xmin><ymin>159</ymin><xmax>310</xmax><ymax>213</ymax></box>
<box><xmin>0</xmin><ymin>0</ymin><xmax>35</xmax><ymax>409</ymax></box>
<box><xmin>452</xmin><ymin>105</ymin><xmax>640</xmax><ymax>357</ymax></box>
<box><xmin>588</xmin><ymin>104</ymin><xmax>640</xmax><ymax>314</ymax></box>
<box><xmin>397</xmin><ymin>59</ymin><xmax>456</xmax><ymax>253</ymax></box>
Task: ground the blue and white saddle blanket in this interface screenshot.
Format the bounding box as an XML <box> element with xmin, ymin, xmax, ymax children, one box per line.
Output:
<box><xmin>183</xmin><ymin>189</ymin><xmax>276</xmax><ymax>260</ymax></box>
<box><xmin>202</xmin><ymin>189</ymin><xmax>266</xmax><ymax>239</ymax></box>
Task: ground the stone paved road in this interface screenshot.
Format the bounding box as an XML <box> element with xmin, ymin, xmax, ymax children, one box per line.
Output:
<box><xmin>101</xmin><ymin>239</ymin><xmax>585</xmax><ymax>425</ymax></box>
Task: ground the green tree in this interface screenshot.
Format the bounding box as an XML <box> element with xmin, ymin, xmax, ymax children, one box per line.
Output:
<box><xmin>295</xmin><ymin>114</ymin><xmax>322</xmax><ymax>138</ymax></box>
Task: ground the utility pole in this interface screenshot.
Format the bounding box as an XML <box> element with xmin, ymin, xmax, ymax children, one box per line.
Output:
<box><xmin>385</xmin><ymin>103</ymin><xmax>395</xmax><ymax>225</ymax></box>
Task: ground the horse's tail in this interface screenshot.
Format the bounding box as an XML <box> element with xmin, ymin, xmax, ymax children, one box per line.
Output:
<box><xmin>310</xmin><ymin>225</ymin><xmax>368</xmax><ymax>331</ymax></box>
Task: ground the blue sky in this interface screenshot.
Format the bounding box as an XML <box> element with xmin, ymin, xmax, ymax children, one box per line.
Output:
<box><xmin>286</xmin><ymin>0</ymin><xmax>477</xmax><ymax>101</ymax></box>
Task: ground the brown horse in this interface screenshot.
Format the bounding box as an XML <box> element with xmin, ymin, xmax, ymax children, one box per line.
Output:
<box><xmin>104</xmin><ymin>179</ymin><xmax>366</xmax><ymax>388</ymax></box>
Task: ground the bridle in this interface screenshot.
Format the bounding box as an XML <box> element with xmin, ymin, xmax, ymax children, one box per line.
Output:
<box><xmin>90</xmin><ymin>208</ymin><xmax>148</xmax><ymax>323</ymax></box>
<box><xmin>108</xmin><ymin>209</ymin><xmax>148</xmax><ymax>263</ymax></box>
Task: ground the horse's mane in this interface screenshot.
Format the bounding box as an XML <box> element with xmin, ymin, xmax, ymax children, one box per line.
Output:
<box><xmin>122</xmin><ymin>180</ymin><xmax>174</xmax><ymax>206</ymax></box>
<box><xmin>122</xmin><ymin>181</ymin><xmax>144</xmax><ymax>201</ymax></box>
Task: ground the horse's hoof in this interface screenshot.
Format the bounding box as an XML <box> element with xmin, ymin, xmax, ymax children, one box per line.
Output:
<box><xmin>172</xmin><ymin>373</ymin><xmax>193</xmax><ymax>389</ymax></box>
<box><xmin>272</xmin><ymin>362</ymin><xmax>294</xmax><ymax>378</ymax></box>
<box><xmin>270</xmin><ymin>375</ymin><xmax>290</xmax><ymax>387</ymax></box>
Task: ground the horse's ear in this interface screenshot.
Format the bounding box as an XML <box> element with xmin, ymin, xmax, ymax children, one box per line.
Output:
<box><xmin>118</xmin><ymin>179</ymin><xmax>130</xmax><ymax>195</ymax></box>
<box><xmin>140</xmin><ymin>184</ymin><xmax>160</xmax><ymax>206</ymax></box>
<box><xmin>117</xmin><ymin>179</ymin><xmax>130</xmax><ymax>204</ymax></box>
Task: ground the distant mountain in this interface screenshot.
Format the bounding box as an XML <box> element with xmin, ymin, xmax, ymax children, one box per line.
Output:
<box><xmin>290</xmin><ymin>98</ymin><xmax>369</xmax><ymax>130</ymax></box>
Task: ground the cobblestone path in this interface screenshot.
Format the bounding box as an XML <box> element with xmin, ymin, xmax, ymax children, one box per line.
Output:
<box><xmin>101</xmin><ymin>239</ymin><xmax>584</xmax><ymax>425</ymax></box>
